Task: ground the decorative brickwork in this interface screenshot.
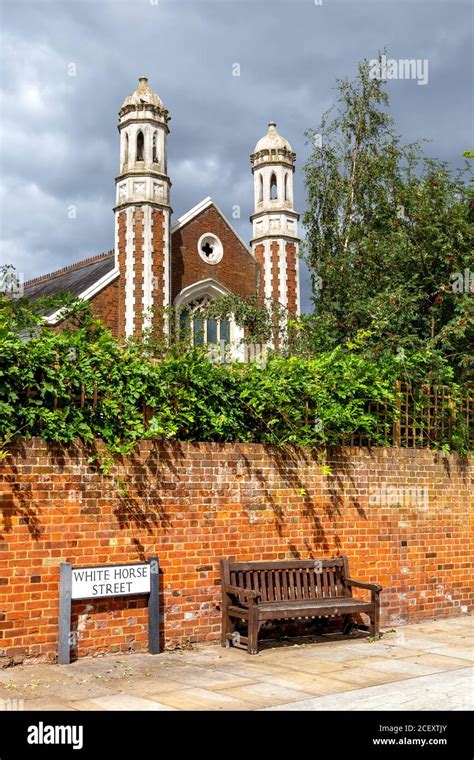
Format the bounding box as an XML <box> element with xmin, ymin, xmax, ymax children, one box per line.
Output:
<box><xmin>270</xmin><ymin>240</ymin><xmax>281</xmax><ymax>348</ymax></box>
<box><xmin>132</xmin><ymin>208</ymin><xmax>144</xmax><ymax>336</ymax></box>
<box><xmin>286</xmin><ymin>241</ymin><xmax>298</xmax><ymax>315</ymax></box>
<box><xmin>116</xmin><ymin>210</ymin><xmax>127</xmax><ymax>338</ymax></box>
<box><xmin>254</xmin><ymin>242</ymin><xmax>265</xmax><ymax>304</ymax></box>
<box><xmin>151</xmin><ymin>209</ymin><xmax>166</xmax><ymax>338</ymax></box>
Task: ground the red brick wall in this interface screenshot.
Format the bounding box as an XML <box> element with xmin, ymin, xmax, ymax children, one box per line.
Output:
<box><xmin>270</xmin><ymin>241</ymin><xmax>280</xmax><ymax>349</ymax></box>
<box><xmin>171</xmin><ymin>205</ymin><xmax>257</xmax><ymax>302</ymax></box>
<box><xmin>151</xmin><ymin>209</ymin><xmax>166</xmax><ymax>338</ymax></box>
<box><xmin>254</xmin><ymin>242</ymin><xmax>265</xmax><ymax>304</ymax></box>
<box><xmin>116</xmin><ymin>210</ymin><xmax>127</xmax><ymax>338</ymax></box>
<box><xmin>286</xmin><ymin>241</ymin><xmax>297</xmax><ymax>315</ymax></box>
<box><xmin>0</xmin><ymin>441</ymin><xmax>472</xmax><ymax>664</ymax></box>
<box><xmin>133</xmin><ymin>208</ymin><xmax>144</xmax><ymax>336</ymax></box>
<box><xmin>52</xmin><ymin>279</ymin><xmax>120</xmax><ymax>339</ymax></box>
<box><xmin>88</xmin><ymin>279</ymin><xmax>120</xmax><ymax>338</ymax></box>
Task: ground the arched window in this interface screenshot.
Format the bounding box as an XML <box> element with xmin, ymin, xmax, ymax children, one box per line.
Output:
<box><xmin>124</xmin><ymin>133</ymin><xmax>129</xmax><ymax>166</ymax></box>
<box><xmin>258</xmin><ymin>174</ymin><xmax>263</xmax><ymax>203</ymax></box>
<box><xmin>270</xmin><ymin>173</ymin><xmax>278</xmax><ymax>200</ymax></box>
<box><xmin>284</xmin><ymin>173</ymin><xmax>289</xmax><ymax>202</ymax></box>
<box><xmin>152</xmin><ymin>131</ymin><xmax>158</xmax><ymax>163</ymax></box>
<box><xmin>179</xmin><ymin>296</ymin><xmax>231</xmax><ymax>348</ymax></box>
<box><xmin>136</xmin><ymin>131</ymin><xmax>144</xmax><ymax>162</ymax></box>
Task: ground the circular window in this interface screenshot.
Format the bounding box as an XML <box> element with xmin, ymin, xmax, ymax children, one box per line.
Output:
<box><xmin>197</xmin><ymin>233</ymin><xmax>223</xmax><ymax>265</ymax></box>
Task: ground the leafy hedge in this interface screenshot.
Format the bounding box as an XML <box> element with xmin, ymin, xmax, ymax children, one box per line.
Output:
<box><xmin>1</xmin><ymin>298</ymin><xmax>470</xmax><ymax>457</ymax></box>
<box><xmin>0</xmin><ymin>305</ymin><xmax>403</xmax><ymax>454</ymax></box>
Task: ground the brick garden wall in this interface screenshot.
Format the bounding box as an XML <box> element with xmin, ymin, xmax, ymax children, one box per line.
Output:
<box><xmin>0</xmin><ymin>440</ymin><xmax>472</xmax><ymax>664</ymax></box>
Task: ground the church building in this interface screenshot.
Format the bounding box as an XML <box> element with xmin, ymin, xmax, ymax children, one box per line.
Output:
<box><xmin>23</xmin><ymin>77</ymin><xmax>300</xmax><ymax>353</ymax></box>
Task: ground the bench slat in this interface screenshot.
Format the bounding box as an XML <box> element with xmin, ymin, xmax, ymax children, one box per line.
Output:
<box><xmin>227</xmin><ymin>559</ymin><xmax>344</xmax><ymax>572</ymax></box>
<box><xmin>316</xmin><ymin>568</ymin><xmax>322</xmax><ymax>597</ymax></box>
<box><xmin>260</xmin><ymin>571</ymin><xmax>267</xmax><ymax>602</ymax></box>
<box><xmin>328</xmin><ymin>567</ymin><xmax>335</xmax><ymax>597</ymax></box>
<box><xmin>282</xmin><ymin>569</ymin><xmax>288</xmax><ymax>600</ymax></box>
<box><xmin>324</xmin><ymin>570</ymin><xmax>330</xmax><ymax>597</ymax></box>
<box><xmin>274</xmin><ymin>570</ymin><xmax>281</xmax><ymax>601</ymax></box>
<box><xmin>309</xmin><ymin>568</ymin><xmax>316</xmax><ymax>599</ymax></box>
<box><xmin>302</xmin><ymin>569</ymin><xmax>309</xmax><ymax>599</ymax></box>
<box><xmin>253</xmin><ymin>570</ymin><xmax>259</xmax><ymax>596</ymax></box>
<box><xmin>267</xmin><ymin>571</ymin><xmax>274</xmax><ymax>602</ymax></box>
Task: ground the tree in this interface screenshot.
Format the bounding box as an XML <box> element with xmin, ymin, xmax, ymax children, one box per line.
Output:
<box><xmin>303</xmin><ymin>55</ymin><xmax>474</xmax><ymax>381</ymax></box>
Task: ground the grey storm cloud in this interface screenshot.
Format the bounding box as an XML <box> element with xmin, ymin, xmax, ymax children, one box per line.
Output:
<box><xmin>0</xmin><ymin>0</ymin><xmax>472</xmax><ymax>313</ymax></box>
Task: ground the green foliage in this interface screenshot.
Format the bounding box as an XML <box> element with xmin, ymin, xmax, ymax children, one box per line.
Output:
<box><xmin>0</xmin><ymin>274</ymin><xmax>469</xmax><ymax>456</ymax></box>
<box><xmin>0</xmin><ymin>295</ymin><xmax>403</xmax><ymax>452</ymax></box>
<box><xmin>303</xmin><ymin>54</ymin><xmax>474</xmax><ymax>382</ymax></box>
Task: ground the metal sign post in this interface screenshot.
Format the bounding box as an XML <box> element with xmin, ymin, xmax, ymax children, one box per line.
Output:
<box><xmin>58</xmin><ymin>557</ymin><xmax>160</xmax><ymax>664</ymax></box>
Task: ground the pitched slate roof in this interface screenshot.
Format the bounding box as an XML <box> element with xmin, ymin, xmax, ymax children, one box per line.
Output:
<box><xmin>23</xmin><ymin>251</ymin><xmax>115</xmax><ymax>302</ymax></box>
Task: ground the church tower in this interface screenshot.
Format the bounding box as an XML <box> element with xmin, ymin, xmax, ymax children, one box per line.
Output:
<box><xmin>250</xmin><ymin>123</ymin><xmax>300</xmax><ymax>345</ymax></box>
<box><xmin>114</xmin><ymin>77</ymin><xmax>172</xmax><ymax>338</ymax></box>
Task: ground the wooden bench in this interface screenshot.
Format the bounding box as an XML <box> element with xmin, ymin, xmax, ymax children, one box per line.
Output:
<box><xmin>220</xmin><ymin>556</ymin><xmax>382</xmax><ymax>654</ymax></box>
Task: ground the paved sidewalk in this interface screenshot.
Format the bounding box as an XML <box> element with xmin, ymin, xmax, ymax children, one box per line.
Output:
<box><xmin>0</xmin><ymin>618</ymin><xmax>471</xmax><ymax>711</ymax></box>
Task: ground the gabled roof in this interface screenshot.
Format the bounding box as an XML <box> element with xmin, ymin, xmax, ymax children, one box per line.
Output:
<box><xmin>172</xmin><ymin>196</ymin><xmax>253</xmax><ymax>258</ymax></box>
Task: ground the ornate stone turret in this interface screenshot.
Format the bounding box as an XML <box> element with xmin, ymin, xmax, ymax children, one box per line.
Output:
<box><xmin>114</xmin><ymin>77</ymin><xmax>172</xmax><ymax>338</ymax></box>
<box><xmin>250</xmin><ymin>122</ymin><xmax>300</xmax><ymax>346</ymax></box>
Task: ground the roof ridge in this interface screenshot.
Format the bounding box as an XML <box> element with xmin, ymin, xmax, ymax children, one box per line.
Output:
<box><xmin>24</xmin><ymin>250</ymin><xmax>114</xmax><ymax>286</ymax></box>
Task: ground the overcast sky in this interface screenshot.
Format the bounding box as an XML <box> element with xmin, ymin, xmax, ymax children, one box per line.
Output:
<box><xmin>0</xmin><ymin>0</ymin><xmax>472</xmax><ymax>312</ymax></box>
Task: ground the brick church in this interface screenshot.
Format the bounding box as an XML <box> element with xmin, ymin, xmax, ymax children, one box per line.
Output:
<box><xmin>23</xmin><ymin>77</ymin><xmax>300</xmax><ymax>354</ymax></box>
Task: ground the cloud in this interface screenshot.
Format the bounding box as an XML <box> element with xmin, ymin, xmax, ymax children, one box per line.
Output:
<box><xmin>0</xmin><ymin>0</ymin><xmax>472</xmax><ymax>313</ymax></box>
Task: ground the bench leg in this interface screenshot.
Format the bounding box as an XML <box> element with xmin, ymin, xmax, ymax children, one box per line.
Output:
<box><xmin>221</xmin><ymin>606</ymin><xmax>233</xmax><ymax>647</ymax></box>
<box><xmin>248</xmin><ymin>608</ymin><xmax>259</xmax><ymax>655</ymax></box>
<box><xmin>370</xmin><ymin>605</ymin><xmax>380</xmax><ymax>638</ymax></box>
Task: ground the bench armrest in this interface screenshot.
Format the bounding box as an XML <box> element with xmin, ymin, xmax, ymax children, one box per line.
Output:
<box><xmin>346</xmin><ymin>578</ymin><xmax>383</xmax><ymax>593</ymax></box>
<box><xmin>222</xmin><ymin>584</ymin><xmax>261</xmax><ymax>607</ymax></box>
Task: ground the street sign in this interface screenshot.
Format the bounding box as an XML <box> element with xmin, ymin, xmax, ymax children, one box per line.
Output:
<box><xmin>58</xmin><ymin>558</ymin><xmax>160</xmax><ymax>664</ymax></box>
<box><xmin>71</xmin><ymin>562</ymin><xmax>150</xmax><ymax>599</ymax></box>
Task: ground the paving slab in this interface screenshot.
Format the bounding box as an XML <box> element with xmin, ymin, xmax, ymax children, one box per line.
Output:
<box><xmin>386</xmin><ymin>633</ymin><xmax>468</xmax><ymax>652</ymax></box>
<box><xmin>327</xmin><ymin>666</ymin><xmax>406</xmax><ymax>687</ymax></box>
<box><xmin>205</xmin><ymin>659</ymin><xmax>294</xmax><ymax>678</ymax></box>
<box><xmin>117</xmin><ymin>677</ymin><xmax>190</xmax><ymax>696</ymax></box>
<box><xmin>21</xmin><ymin>698</ymin><xmax>79</xmax><ymax>712</ymax></box>
<box><xmin>404</xmin><ymin>653</ymin><xmax>473</xmax><ymax>671</ymax></box>
<box><xmin>251</xmin><ymin>652</ymin><xmax>348</xmax><ymax>674</ymax></box>
<box><xmin>1</xmin><ymin>617</ymin><xmax>471</xmax><ymax>711</ymax></box>
<box><xmin>261</xmin><ymin>667</ymin><xmax>473</xmax><ymax>711</ymax></box>
<box><xmin>217</xmin><ymin>681</ymin><xmax>317</xmax><ymax>708</ymax></box>
<box><xmin>136</xmin><ymin>664</ymin><xmax>259</xmax><ymax>691</ymax></box>
<box><xmin>148</xmin><ymin>687</ymin><xmax>258</xmax><ymax>711</ymax></box>
<box><xmin>428</xmin><ymin>645</ymin><xmax>474</xmax><ymax>662</ymax></box>
<box><xmin>361</xmin><ymin>658</ymin><xmax>462</xmax><ymax>678</ymax></box>
<box><xmin>287</xmin><ymin>642</ymin><xmax>426</xmax><ymax>661</ymax></box>
<box><xmin>258</xmin><ymin>670</ymin><xmax>361</xmax><ymax>695</ymax></box>
<box><xmin>73</xmin><ymin>694</ymin><xmax>177</xmax><ymax>711</ymax></box>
